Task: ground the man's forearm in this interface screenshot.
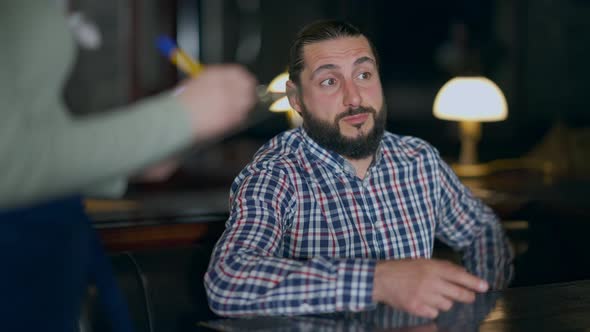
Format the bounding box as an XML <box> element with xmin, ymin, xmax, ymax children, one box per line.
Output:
<box><xmin>462</xmin><ymin>218</ymin><xmax>514</xmax><ymax>289</ymax></box>
<box><xmin>205</xmin><ymin>252</ymin><xmax>376</xmax><ymax>317</ymax></box>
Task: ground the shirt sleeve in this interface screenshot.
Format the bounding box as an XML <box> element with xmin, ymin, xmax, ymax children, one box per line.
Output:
<box><xmin>204</xmin><ymin>167</ymin><xmax>377</xmax><ymax>317</ymax></box>
<box><xmin>434</xmin><ymin>157</ymin><xmax>514</xmax><ymax>289</ymax></box>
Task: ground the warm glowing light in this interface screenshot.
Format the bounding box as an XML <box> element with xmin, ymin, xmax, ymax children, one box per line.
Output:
<box><xmin>267</xmin><ymin>72</ymin><xmax>302</xmax><ymax>127</ymax></box>
<box><xmin>286</xmin><ymin>108</ymin><xmax>303</xmax><ymax>127</ymax></box>
<box><xmin>267</xmin><ymin>72</ymin><xmax>289</xmax><ymax>93</ymax></box>
<box><xmin>269</xmin><ymin>96</ymin><xmax>293</xmax><ymax>112</ymax></box>
<box><xmin>433</xmin><ymin>77</ymin><xmax>508</xmax><ymax>122</ymax></box>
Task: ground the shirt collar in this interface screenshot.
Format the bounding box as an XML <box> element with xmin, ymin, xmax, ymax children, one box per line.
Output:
<box><xmin>297</xmin><ymin>127</ymin><xmax>385</xmax><ymax>178</ymax></box>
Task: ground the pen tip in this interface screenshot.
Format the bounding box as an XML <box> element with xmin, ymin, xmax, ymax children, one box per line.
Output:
<box><xmin>156</xmin><ymin>35</ymin><xmax>176</xmax><ymax>57</ymax></box>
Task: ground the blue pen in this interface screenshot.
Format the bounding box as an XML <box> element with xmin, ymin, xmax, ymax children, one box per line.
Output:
<box><xmin>156</xmin><ymin>36</ymin><xmax>203</xmax><ymax>77</ymax></box>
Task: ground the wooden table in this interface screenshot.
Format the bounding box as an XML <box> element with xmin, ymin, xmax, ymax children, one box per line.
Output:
<box><xmin>480</xmin><ymin>280</ymin><xmax>590</xmax><ymax>331</ymax></box>
<box><xmin>201</xmin><ymin>280</ymin><xmax>590</xmax><ymax>331</ymax></box>
<box><xmin>460</xmin><ymin>170</ymin><xmax>590</xmax><ymax>220</ymax></box>
<box><xmin>86</xmin><ymin>190</ymin><xmax>230</xmax><ymax>251</ymax></box>
<box><xmin>461</xmin><ymin>172</ymin><xmax>590</xmax><ymax>286</ymax></box>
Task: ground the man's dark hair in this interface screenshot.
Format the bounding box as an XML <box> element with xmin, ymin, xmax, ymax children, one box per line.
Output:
<box><xmin>288</xmin><ymin>20</ymin><xmax>379</xmax><ymax>87</ymax></box>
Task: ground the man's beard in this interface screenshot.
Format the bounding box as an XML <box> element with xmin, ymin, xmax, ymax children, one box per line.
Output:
<box><xmin>299</xmin><ymin>100</ymin><xmax>387</xmax><ymax>160</ymax></box>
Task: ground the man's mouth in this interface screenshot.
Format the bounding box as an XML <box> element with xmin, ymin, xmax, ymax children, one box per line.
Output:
<box><xmin>341</xmin><ymin>113</ymin><xmax>369</xmax><ymax>126</ymax></box>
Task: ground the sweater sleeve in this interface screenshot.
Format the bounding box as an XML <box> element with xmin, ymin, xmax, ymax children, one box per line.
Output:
<box><xmin>0</xmin><ymin>1</ymin><xmax>194</xmax><ymax>208</ymax></box>
<box><xmin>0</xmin><ymin>95</ymin><xmax>193</xmax><ymax>209</ymax></box>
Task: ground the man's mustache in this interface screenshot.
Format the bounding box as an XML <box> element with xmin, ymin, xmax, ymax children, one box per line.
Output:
<box><xmin>335</xmin><ymin>106</ymin><xmax>377</xmax><ymax>122</ymax></box>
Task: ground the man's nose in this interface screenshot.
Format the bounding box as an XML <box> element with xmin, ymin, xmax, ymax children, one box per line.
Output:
<box><xmin>342</xmin><ymin>80</ymin><xmax>362</xmax><ymax>108</ymax></box>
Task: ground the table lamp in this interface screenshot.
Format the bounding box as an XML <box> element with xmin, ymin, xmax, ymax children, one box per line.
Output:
<box><xmin>433</xmin><ymin>76</ymin><xmax>508</xmax><ymax>167</ymax></box>
<box><xmin>267</xmin><ymin>72</ymin><xmax>303</xmax><ymax>127</ymax></box>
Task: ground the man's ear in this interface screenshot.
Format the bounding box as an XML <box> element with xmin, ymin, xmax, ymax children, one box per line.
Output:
<box><xmin>286</xmin><ymin>80</ymin><xmax>302</xmax><ymax>114</ymax></box>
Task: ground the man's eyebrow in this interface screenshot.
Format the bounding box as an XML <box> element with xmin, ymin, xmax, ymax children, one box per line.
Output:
<box><xmin>310</xmin><ymin>64</ymin><xmax>339</xmax><ymax>80</ymax></box>
<box><xmin>309</xmin><ymin>56</ymin><xmax>376</xmax><ymax>80</ymax></box>
<box><xmin>354</xmin><ymin>56</ymin><xmax>375</xmax><ymax>66</ymax></box>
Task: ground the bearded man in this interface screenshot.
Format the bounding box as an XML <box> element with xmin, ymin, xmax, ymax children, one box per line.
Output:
<box><xmin>205</xmin><ymin>20</ymin><xmax>513</xmax><ymax>319</ymax></box>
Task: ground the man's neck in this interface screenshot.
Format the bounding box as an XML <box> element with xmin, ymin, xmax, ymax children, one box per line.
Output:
<box><xmin>347</xmin><ymin>155</ymin><xmax>374</xmax><ymax>179</ymax></box>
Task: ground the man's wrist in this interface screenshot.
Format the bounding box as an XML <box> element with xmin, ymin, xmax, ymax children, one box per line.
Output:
<box><xmin>372</xmin><ymin>260</ymin><xmax>385</xmax><ymax>303</ymax></box>
<box><xmin>336</xmin><ymin>259</ymin><xmax>377</xmax><ymax>311</ymax></box>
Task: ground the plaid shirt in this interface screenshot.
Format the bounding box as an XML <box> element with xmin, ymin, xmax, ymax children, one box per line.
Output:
<box><xmin>205</xmin><ymin>127</ymin><xmax>513</xmax><ymax>317</ymax></box>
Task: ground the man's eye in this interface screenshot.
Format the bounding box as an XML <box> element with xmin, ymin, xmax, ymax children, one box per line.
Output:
<box><xmin>320</xmin><ymin>78</ymin><xmax>336</xmax><ymax>86</ymax></box>
<box><xmin>358</xmin><ymin>72</ymin><xmax>372</xmax><ymax>80</ymax></box>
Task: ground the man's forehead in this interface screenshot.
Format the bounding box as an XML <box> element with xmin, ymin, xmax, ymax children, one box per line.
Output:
<box><xmin>302</xmin><ymin>36</ymin><xmax>375</xmax><ymax>71</ymax></box>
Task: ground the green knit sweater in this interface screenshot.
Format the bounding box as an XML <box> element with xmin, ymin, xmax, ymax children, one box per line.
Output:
<box><xmin>0</xmin><ymin>1</ymin><xmax>193</xmax><ymax>208</ymax></box>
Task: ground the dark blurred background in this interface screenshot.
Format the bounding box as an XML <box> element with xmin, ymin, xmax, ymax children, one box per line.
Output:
<box><xmin>65</xmin><ymin>0</ymin><xmax>590</xmax><ymax>173</ymax></box>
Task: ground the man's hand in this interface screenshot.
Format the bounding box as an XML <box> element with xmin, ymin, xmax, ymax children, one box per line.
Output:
<box><xmin>176</xmin><ymin>65</ymin><xmax>257</xmax><ymax>142</ymax></box>
<box><xmin>372</xmin><ymin>259</ymin><xmax>489</xmax><ymax>318</ymax></box>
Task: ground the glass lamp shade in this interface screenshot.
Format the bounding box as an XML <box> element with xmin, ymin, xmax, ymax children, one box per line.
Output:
<box><xmin>433</xmin><ymin>76</ymin><xmax>508</xmax><ymax>122</ymax></box>
<box><xmin>269</xmin><ymin>96</ymin><xmax>301</xmax><ymax>128</ymax></box>
<box><xmin>267</xmin><ymin>72</ymin><xmax>289</xmax><ymax>93</ymax></box>
<box><xmin>267</xmin><ymin>72</ymin><xmax>302</xmax><ymax>127</ymax></box>
<box><xmin>269</xmin><ymin>96</ymin><xmax>293</xmax><ymax>112</ymax></box>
